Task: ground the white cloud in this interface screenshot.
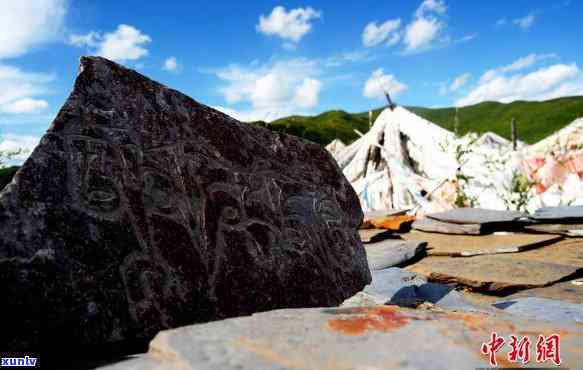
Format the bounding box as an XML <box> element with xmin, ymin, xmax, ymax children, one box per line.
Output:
<box><xmin>256</xmin><ymin>6</ymin><xmax>321</xmax><ymax>44</ymax></box>
<box><xmin>363</xmin><ymin>68</ymin><xmax>408</xmax><ymax>99</ymax></box>
<box><xmin>478</xmin><ymin>53</ymin><xmax>558</xmax><ymax>84</ymax></box>
<box><xmin>69</xmin><ymin>24</ymin><xmax>151</xmax><ymax>62</ymax></box>
<box><xmin>214</xmin><ymin>59</ymin><xmax>322</xmax><ymax>121</ymax></box>
<box><xmin>404</xmin><ymin>16</ymin><xmax>443</xmax><ymax>52</ymax></box>
<box><xmin>0</xmin><ymin>64</ymin><xmax>53</xmax><ymax>115</ymax></box>
<box><xmin>457</xmin><ymin>62</ymin><xmax>583</xmax><ymax>106</ymax></box>
<box><xmin>0</xmin><ymin>134</ymin><xmax>40</xmax><ymax>163</ymax></box>
<box><xmin>455</xmin><ymin>34</ymin><xmax>477</xmax><ymax>43</ymax></box>
<box><xmin>0</xmin><ymin>0</ymin><xmax>67</xmax><ymax>59</ymax></box>
<box><xmin>163</xmin><ymin>56</ymin><xmax>180</xmax><ymax>73</ymax></box>
<box><xmin>324</xmin><ymin>50</ymin><xmax>373</xmax><ymax>67</ymax></box>
<box><xmin>1</xmin><ymin>98</ymin><xmax>48</xmax><ymax>114</ymax></box>
<box><xmin>450</xmin><ymin>73</ymin><xmax>471</xmax><ymax>92</ymax></box>
<box><xmin>513</xmin><ymin>13</ymin><xmax>536</xmax><ymax>30</ymax></box>
<box><xmin>496</xmin><ymin>18</ymin><xmax>507</xmax><ymax>27</ymax></box>
<box><xmin>403</xmin><ymin>0</ymin><xmax>447</xmax><ymax>53</ymax></box>
<box><xmin>361</xmin><ymin>0</ymin><xmax>452</xmax><ymax>53</ymax></box>
<box><xmin>362</xmin><ymin>19</ymin><xmax>402</xmax><ymax>47</ymax></box>
<box><xmin>213</xmin><ymin>106</ymin><xmax>282</xmax><ymax>123</ymax></box>
<box><xmin>499</xmin><ymin>53</ymin><xmax>556</xmax><ymax>73</ymax></box>
<box><xmin>294</xmin><ymin>78</ymin><xmax>322</xmax><ymax>108</ymax></box>
<box><xmin>68</xmin><ymin>31</ymin><xmax>100</xmax><ymax>48</ymax></box>
<box><xmin>415</xmin><ymin>0</ymin><xmax>447</xmax><ymax>18</ymax></box>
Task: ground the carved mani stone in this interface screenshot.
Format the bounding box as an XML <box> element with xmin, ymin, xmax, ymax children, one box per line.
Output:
<box><xmin>0</xmin><ymin>57</ymin><xmax>370</xmax><ymax>358</ymax></box>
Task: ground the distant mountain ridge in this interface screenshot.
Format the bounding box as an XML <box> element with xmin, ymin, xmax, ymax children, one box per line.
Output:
<box><xmin>250</xmin><ymin>96</ymin><xmax>583</xmax><ymax>146</ymax></box>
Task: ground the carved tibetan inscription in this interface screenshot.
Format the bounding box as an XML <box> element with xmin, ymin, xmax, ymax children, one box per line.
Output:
<box><xmin>0</xmin><ymin>56</ymin><xmax>370</xmax><ymax>357</ymax></box>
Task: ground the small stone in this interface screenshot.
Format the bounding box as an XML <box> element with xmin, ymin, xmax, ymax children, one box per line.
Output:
<box><xmin>365</xmin><ymin>240</ymin><xmax>426</xmax><ymax>270</ymax></box>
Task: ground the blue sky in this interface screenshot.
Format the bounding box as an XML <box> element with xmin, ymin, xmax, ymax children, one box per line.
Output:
<box><xmin>1</xmin><ymin>0</ymin><xmax>582</xmax><ymax>157</ymax></box>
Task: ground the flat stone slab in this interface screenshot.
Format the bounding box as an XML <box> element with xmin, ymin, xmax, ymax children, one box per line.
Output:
<box><xmin>412</xmin><ymin>217</ymin><xmax>482</xmax><ymax>235</ymax></box>
<box><xmin>349</xmin><ymin>268</ymin><xmax>482</xmax><ymax>312</ymax></box>
<box><xmin>532</xmin><ymin>205</ymin><xmax>583</xmax><ymax>222</ymax></box>
<box><xmin>501</xmin><ymin>238</ymin><xmax>583</xmax><ymax>266</ymax></box>
<box><xmin>406</xmin><ymin>239</ymin><xmax>582</xmax><ymax>293</ymax></box>
<box><xmin>426</xmin><ymin>208</ymin><xmax>526</xmax><ymax>225</ymax></box>
<box><xmin>401</xmin><ymin>230</ymin><xmax>563</xmax><ymax>257</ymax></box>
<box><xmin>358</xmin><ymin>228</ymin><xmax>394</xmax><ymax>243</ymax></box>
<box><xmin>494</xmin><ymin>297</ymin><xmax>583</xmax><ymax>323</ymax></box>
<box><xmin>503</xmin><ymin>281</ymin><xmax>583</xmax><ymax>304</ymax></box>
<box><xmin>525</xmin><ymin>223</ymin><xmax>583</xmax><ymax>236</ymax></box>
<box><xmin>365</xmin><ymin>239</ymin><xmax>426</xmax><ymax>270</ymax></box>
<box><xmin>99</xmin><ymin>306</ymin><xmax>583</xmax><ymax>370</ymax></box>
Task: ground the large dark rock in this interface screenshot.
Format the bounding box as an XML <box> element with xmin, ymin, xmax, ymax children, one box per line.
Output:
<box><xmin>0</xmin><ymin>57</ymin><xmax>370</xmax><ymax>359</ymax></box>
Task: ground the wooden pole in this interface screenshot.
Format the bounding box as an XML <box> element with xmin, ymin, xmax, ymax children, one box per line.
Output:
<box><xmin>511</xmin><ymin>117</ymin><xmax>518</xmax><ymax>151</ymax></box>
<box><xmin>454</xmin><ymin>107</ymin><xmax>460</xmax><ymax>136</ymax></box>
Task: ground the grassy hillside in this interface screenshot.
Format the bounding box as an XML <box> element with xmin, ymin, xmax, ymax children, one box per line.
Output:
<box><xmin>0</xmin><ymin>166</ymin><xmax>19</xmax><ymax>191</ymax></box>
<box><xmin>252</xmin><ymin>96</ymin><xmax>583</xmax><ymax>146</ymax></box>
<box><xmin>408</xmin><ymin>96</ymin><xmax>583</xmax><ymax>144</ymax></box>
<box><xmin>251</xmin><ymin>110</ymin><xmax>374</xmax><ymax>146</ymax></box>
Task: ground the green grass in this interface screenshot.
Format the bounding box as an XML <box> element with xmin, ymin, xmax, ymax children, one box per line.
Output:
<box><xmin>250</xmin><ymin>110</ymin><xmax>376</xmax><ymax>146</ymax></box>
<box><xmin>0</xmin><ymin>166</ymin><xmax>19</xmax><ymax>191</ymax></box>
<box><xmin>251</xmin><ymin>96</ymin><xmax>583</xmax><ymax>146</ymax></box>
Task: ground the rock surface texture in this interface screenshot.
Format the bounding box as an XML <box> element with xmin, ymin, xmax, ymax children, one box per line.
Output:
<box><xmin>0</xmin><ymin>57</ymin><xmax>370</xmax><ymax>357</ymax></box>
<box><xmin>99</xmin><ymin>306</ymin><xmax>583</xmax><ymax>370</ymax></box>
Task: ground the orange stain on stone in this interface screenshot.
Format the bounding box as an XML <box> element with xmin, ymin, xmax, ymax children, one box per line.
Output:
<box><xmin>370</xmin><ymin>215</ymin><xmax>416</xmax><ymax>231</ymax></box>
<box><xmin>326</xmin><ymin>306</ymin><xmax>410</xmax><ymax>336</ymax></box>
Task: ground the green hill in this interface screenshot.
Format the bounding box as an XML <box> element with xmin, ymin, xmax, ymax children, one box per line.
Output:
<box><xmin>251</xmin><ymin>96</ymin><xmax>583</xmax><ymax>146</ymax></box>
<box><xmin>251</xmin><ymin>110</ymin><xmax>374</xmax><ymax>146</ymax></box>
<box><xmin>0</xmin><ymin>166</ymin><xmax>19</xmax><ymax>191</ymax></box>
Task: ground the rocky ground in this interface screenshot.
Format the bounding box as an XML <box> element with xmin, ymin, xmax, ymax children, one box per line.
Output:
<box><xmin>95</xmin><ymin>208</ymin><xmax>583</xmax><ymax>370</ymax></box>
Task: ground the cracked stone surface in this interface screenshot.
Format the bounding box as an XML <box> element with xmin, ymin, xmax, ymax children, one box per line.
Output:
<box><xmin>98</xmin><ymin>305</ymin><xmax>583</xmax><ymax>370</ymax></box>
<box><xmin>0</xmin><ymin>57</ymin><xmax>370</xmax><ymax>358</ymax></box>
<box><xmin>406</xmin><ymin>239</ymin><xmax>582</xmax><ymax>293</ymax></box>
<box><xmin>401</xmin><ymin>230</ymin><xmax>563</xmax><ymax>257</ymax></box>
<box><xmin>494</xmin><ymin>297</ymin><xmax>583</xmax><ymax>323</ymax></box>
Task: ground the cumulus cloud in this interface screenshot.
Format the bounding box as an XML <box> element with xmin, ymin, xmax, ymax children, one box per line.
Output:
<box><xmin>213</xmin><ymin>59</ymin><xmax>322</xmax><ymax>121</ymax></box>
<box><xmin>362</xmin><ymin>19</ymin><xmax>402</xmax><ymax>47</ymax></box>
<box><xmin>404</xmin><ymin>0</ymin><xmax>447</xmax><ymax>52</ymax></box>
<box><xmin>456</xmin><ymin>59</ymin><xmax>583</xmax><ymax>106</ymax></box>
<box><xmin>0</xmin><ymin>64</ymin><xmax>53</xmax><ymax>115</ymax></box>
<box><xmin>0</xmin><ymin>0</ymin><xmax>67</xmax><ymax>59</ymax></box>
<box><xmin>363</xmin><ymin>68</ymin><xmax>408</xmax><ymax>99</ymax></box>
<box><xmin>163</xmin><ymin>56</ymin><xmax>180</xmax><ymax>73</ymax></box>
<box><xmin>513</xmin><ymin>13</ymin><xmax>536</xmax><ymax>30</ymax></box>
<box><xmin>256</xmin><ymin>6</ymin><xmax>321</xmax><ymax>44</ymax></box>
<box><xmin>0</xmin><ymin>134</ymin><xmax>40</xmax><ymax>163</ymax></box>
<box><xmin>69</xmin><ymin>24</ymin><xmax>151</xmax><ymax>62</ymax></box>
<box><xmin>415</xmin><ymin>0</ymin><xmax>447</xmax><ymax>18</ymax></box>
<box><xmin>361</xmin><ymin>0</ymin><xmax>449</xmax><ymax>53</ymax></box>
<box><xmin>293</xmin><ymin>78</ymin><xmax>322</xmax><ymax>108</ymax></box>
<box><xmin>404</xmin><ymin>16</ymin><xmax>443</xmax><ymax>52</ymax></box>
